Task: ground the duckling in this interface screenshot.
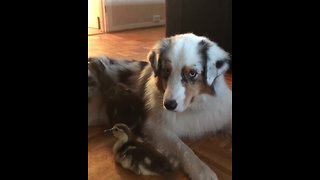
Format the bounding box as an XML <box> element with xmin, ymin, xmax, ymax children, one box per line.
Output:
<box><xmin>105</xmin><ymin>123</ymin><xmax>173</xmax><ymax>176</ymax></box>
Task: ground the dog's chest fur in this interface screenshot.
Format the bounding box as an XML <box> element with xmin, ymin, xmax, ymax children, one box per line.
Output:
<box><xmin>145</xmin><ymin>74</ymin><xmax>232</xmax><ymax>139</ymax></box>
<box><xmin>156</xmin><ymin>96</ymin><xmax>230</xmax><ymax>138</ymax></box>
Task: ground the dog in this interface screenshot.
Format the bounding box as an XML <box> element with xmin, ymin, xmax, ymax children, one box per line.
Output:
<box><xmin>88</xmin><ymin>33</ymin><xmax>232</xmax><ymax>180</ymax></box>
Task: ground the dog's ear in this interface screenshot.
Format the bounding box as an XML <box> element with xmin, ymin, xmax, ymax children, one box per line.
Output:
<box><xmin>199</xmin><ymin>39</ymin><xmax>230</xmax><ymax>87</ymax></box>
<box><xmin>147</xmin><ymin>38</ymin><xmax>171</xmax><ymax>77</ymax></box>
<box><xmin>147</xmin><ymin>50</ymin><xmax>159</xmax><ymax>76</ymax></box>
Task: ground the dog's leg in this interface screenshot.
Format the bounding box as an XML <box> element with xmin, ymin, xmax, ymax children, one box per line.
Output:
<box><xmin>144</xmin><ymin>121</ymin><xmax>219</xmax><ymax>180</ymax></box>
<box><xmin>219</xmin><ymin>121</ymin><xmax>232</xmax><ymax>141</ymax></box>
<box><xmin>225</xmin><ymin>122</ymin><xmax>232</xmax><ymax>140</ymax></box>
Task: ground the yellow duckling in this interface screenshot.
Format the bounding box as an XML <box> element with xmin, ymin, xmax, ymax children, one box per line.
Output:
<box><xmin>105</xmin><ymin>123</ymin><xmax>173</xmax><ymax>176</ymax></box>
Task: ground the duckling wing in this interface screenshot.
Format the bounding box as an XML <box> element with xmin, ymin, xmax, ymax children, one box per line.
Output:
<box><xmin>130</xmin><ymin>141</ymin><xmax>173</xmax><ymax>175</ymax></box>
<box><xmin>117</xmin><ymin>141</ymin><xmax>173</xmax><ymax>175</ymax></box>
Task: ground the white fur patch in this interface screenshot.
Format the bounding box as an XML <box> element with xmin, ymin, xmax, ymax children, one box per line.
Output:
<box><xmin>163</xmin><ymin>76</ymin><xmax>185</xmax><ymax>112</ymax></box>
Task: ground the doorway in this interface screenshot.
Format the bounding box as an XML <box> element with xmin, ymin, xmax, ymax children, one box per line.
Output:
<box><xmin>88</xmin><ymin>0</ymin><xmax>105</xmax><ymax>35</ymax></box>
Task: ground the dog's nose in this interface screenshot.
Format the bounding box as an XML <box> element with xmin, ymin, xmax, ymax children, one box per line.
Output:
<box><xmin>164</xmin><ymin>100</ymin><xmax>177</xmax><ymax>110</ymax></box>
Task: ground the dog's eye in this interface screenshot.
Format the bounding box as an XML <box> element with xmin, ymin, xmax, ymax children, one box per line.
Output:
<box><xmin>189</xmin><ymin>70</ymin><xmax>198</xmax><ymax>78</ymax></box>
<box><xmin>162</xmin><ymin>68</ymin><xmax>170</xmax><ymax>78</ymax></box>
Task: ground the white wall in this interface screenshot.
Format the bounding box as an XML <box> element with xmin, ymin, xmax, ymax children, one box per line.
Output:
<box><xmin>105</xmin><ymin>0</ymin><xmax>165</xmax><ymax>32</ymax></box>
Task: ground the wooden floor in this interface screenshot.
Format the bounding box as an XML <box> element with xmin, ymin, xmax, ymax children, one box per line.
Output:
<box><xmin>88</xmin><ymin>26</ymin><xmax>165</xmax><ymax>60</ymax></box>
<box><xmin>88</xmin><ymin>28</ymin><xmax>104</xmax><ymax>36</ymax></box>
<box><xmin>88</xmin><ymin>26</ymin><xmax>232</xmax><ymax>180</ymax></box>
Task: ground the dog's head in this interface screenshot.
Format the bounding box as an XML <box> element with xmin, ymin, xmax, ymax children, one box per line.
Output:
<box><xmin>148</xmin><ymin>33</ymin><xmax>230</xmax><ymax>112</ymax></box>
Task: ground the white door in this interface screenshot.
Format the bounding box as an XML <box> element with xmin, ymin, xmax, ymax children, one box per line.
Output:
<box><xmin>88</xmin><ymin>0</ymin><xmax>104</xmax><ymax>34</ymax></box>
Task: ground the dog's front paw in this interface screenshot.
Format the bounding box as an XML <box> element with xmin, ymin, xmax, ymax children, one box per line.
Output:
<box><xmin>189</xmin><ymin>163</ymin><xmax>218</xmax><ymax>180</ymax></box>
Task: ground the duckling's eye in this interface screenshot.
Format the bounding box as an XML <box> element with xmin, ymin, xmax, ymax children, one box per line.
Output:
<box><xmin>115</xmin><ymin>128</ymin><xmax>118</xmax><ymax>131</ymax></box>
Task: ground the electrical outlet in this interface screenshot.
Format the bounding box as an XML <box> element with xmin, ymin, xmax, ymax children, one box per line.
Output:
<box><xmin>153</xmin><ymin>15</ymin><xmax>160</xmax><ymax>22</ymax></box>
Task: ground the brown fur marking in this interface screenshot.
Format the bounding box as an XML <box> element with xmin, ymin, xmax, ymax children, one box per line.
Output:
<box><xmin>182</xmin><ymin>66</ymin><xmax>214</xmax><ymax>105</ymax></box>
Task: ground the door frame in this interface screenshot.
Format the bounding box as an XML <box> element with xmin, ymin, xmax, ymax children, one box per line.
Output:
<box><xmin>88</xmin><ymin>0</ymin><xmax>106</xmax><ymax>34</ymax></box>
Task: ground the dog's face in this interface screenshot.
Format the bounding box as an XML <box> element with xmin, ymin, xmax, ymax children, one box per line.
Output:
<box><xmin>148</xmin><ymin>33</ymin><xmax>230</xmax><ymax>112</ymax></box>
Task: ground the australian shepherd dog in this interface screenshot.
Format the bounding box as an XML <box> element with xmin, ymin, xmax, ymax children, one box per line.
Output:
<box><xmin>88</xmin><ymin>33</ymin><xmax>232</xmax><ymax>180</ymax></box>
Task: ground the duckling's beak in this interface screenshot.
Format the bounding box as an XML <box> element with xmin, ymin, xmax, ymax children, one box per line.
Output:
<box><xmin>104</xmin><ymin>127</ymin><xmax>114</xmax><ymax>133</ymax></box>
